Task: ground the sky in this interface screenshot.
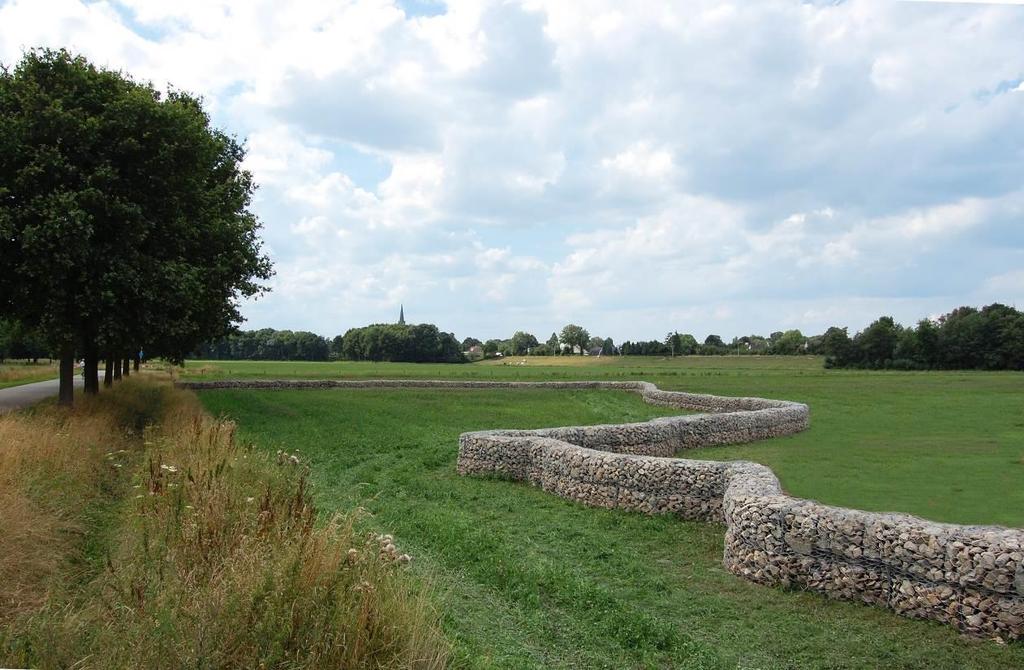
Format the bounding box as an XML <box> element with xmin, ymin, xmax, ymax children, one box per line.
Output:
<box><xmin>1</xmin><ymin>0</ymin><xmax>1022</xmax><ymax>343</ymax></box>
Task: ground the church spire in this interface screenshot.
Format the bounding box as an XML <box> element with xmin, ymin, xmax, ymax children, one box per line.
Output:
<box><xmin>398</xmin><ymin>304</ymin><xmax>405</xmax><ymax>325</ymax></box>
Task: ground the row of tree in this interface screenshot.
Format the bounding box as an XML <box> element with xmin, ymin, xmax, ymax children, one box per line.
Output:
<box><xmin>195</xmin><ymin>329</ymin><xmax>332</xmax><ymax>361</ymax></box>
<box><xmin>459</xmin><ymin>326</ymin><xmax>817</xmax><ymax>358</ymax></box>
<box><xmin>460</xmin><ymin>325</ymin><xmax>614</xmax><ymax>357</ymax></box>
<box><xmin>0</xmin><ymin>319</ymin><xmax>48</xmax><ymax>362</ymax></box>
<box><xmin>0</xmin><ymin>50</ymin><xmax>272</xmax><ymax>403</ymax></box>
<box><xmin>452</xmin><ymin>305</ymin><xmax>1022</xmax><ymax>371</ymax></box>
<box><xmin>190</xmin><ymin>304</ymin><xmax>1023</xmax><ymax>371</ymax></box>
<box><xmin>819</xmin><ymin>304</ymin><xmax>1024</xmax><ymax>370</ymax></box>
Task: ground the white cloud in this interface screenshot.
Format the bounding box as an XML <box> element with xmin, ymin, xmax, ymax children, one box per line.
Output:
<box><xmin>600</xmin><ymin>143</ymin><xmax>675</xmax><ymax>180</ymax></box>
<box><xmin>980</xmin><ymin>270</ymin><xmax>1024</xmax><ymax>305</ymax></box>
<box><xmin>4</xmin><ymin>0</ymin><xmax>1024</xmax><ymax>341</ymax></box>
<box><xmin>243</xmin><ymin>126</ymin><xmax>333</xmax><ymax>188</ymax></box>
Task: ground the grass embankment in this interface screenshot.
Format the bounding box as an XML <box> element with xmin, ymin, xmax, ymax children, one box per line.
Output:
<box><xmin>200</xmin><ymin>385</ymin><xmax>1024</xmax><ymax>669</ymax></box>
<box><xmin>0</xmin><ymin>377</ymin><xmax>448</xmax><ymax>669</ymax></box>
<box><xmin>0</xmin><ymin>360</ymin><xmax>58</xmax><ymax>389</ymax></box>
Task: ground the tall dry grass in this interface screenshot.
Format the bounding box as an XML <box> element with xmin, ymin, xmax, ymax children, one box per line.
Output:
<box><xmin>1</xmin><ymin>377</ymin><xmax>449</xmax><ymax>669</ymax></box>
<box><xmin>0</xmin><ymin>360</ymin><xmax>58</xmax><ymax>386</ymax></box>
<box><xmin>0</xmin><ymin>386</ymin><xmax>131</xmax><ymax>620</ymax></box>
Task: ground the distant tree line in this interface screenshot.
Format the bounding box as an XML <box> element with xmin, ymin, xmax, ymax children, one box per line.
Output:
<box><xmin>454</xmin><ymin>304</ymin><xmax>1022</xmax><ymax>371</ymax></box>
<box><xmin>193</xmin><ymin>303</ymin><xmax>1023</xmax><ymax>371</ymax></box>
<box><xmin>340</xmin><ymin>323</ymin><xmax>463</xmax><ymax>363</ymax></box>
<box><xmin>195</xmin><ymin>329</ymin><xmax>331</xmax><ymax>361</ymax></box>
<box><xmin>196</xmin><ymin>323</ymin><xmax>463</xmax><ymax>363</ymax></box>
<box><xmin>819</xmin><ymin>304</ymin><xmax>1024</xmax><ymax>370</ymax></box>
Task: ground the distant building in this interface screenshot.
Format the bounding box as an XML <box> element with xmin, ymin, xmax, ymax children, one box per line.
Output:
<box><xmin>465</xmin><ymin>344</ymin><xmax>484</xmax><ymax>361</ymax></box>
<box><xmin>398</xmin><ymin>304</ymin><xmax>405</xmax><ymax>325</ymax></box>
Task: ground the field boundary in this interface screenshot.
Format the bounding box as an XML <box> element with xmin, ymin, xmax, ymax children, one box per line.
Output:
<box><xmin>179</xmin><ymin>378</ymin><xmax>1023</xmax><ymax>641</ymax></box>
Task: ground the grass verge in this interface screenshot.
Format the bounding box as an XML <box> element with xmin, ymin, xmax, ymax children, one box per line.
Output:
<box><xmin>0</xmin><ymin>376</ymin><xmax>448</xmax><ymax>669</ymax></box>
<box><xmin>0</xmin><ymin>361</ymin><xmax>58</xmax><ymax>389</ymax></box>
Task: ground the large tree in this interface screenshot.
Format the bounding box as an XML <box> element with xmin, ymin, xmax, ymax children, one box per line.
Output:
<box><xmin>509</xmin><ymin>330</ymin><xmax>538</xmax><ymax>355</ymax></box>
<box><xmin>546</xmin><ymin>332</ymin><xmax>559</xmax><ymax>355</ymax></box>
<box><xmin>0</xmin><ymin>49</ymin><xmax>271</xmax><ymax>404</ymax></box>
<box><xmin>559</xmin><ymin>324</ymin><xmax>589</xmax><ymax>355</ymax></box>
<box><xmin>855</xmin><ymin>316</ymin><xmax>900</xmax><ymax>367</ymax></box>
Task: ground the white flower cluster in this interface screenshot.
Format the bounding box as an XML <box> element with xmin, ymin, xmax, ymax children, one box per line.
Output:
<box><xmin>375</xmin><ymin>533</ymin><xmax>412</xmax><ymax>564</ymax></box>
<box><xmin>275</xmin><ymin>450</ymin><xmax>301</xmax><ymax>466</ymax></box>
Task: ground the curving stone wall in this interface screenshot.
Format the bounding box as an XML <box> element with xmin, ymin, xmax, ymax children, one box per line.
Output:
<box><xmin>180</xmin><ymin>378</ymin><xmax>1023</xmax><ymax>641</ymax></box>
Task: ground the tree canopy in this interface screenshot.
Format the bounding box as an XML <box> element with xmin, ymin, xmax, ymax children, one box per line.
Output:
<box><xmin>559</xmin><ymin>324</ymin><xmax>589</xmax><ymax>354</ymax></box>
<box><xmin>197</xmin><ymin>329</ymin><xmax>331</xmax><ymax>361</ymax></box>
<box><xmin>0</xmin><ymin>49</ymin><xmax>271</xmax><ymax>402</ymax></box>
<box><xmin>510</xmin><ymin>331</ymin><xmax>538</xmax><ymax>355</ymax></box>
<box><xmin>340</xmin><ymin>323</ymin><xmax>463</xmax><ymax>363</ymax></box>
<box><xmin>821</xmin><ymin>304</ymin><xmax>1024</xmax><ymax>370</ymax></box>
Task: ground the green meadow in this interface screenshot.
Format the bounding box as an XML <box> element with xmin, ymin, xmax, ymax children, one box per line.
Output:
<box><xmin>189</xmin><ymin>356</ymin><xmax>1024</xmax><ymax>668</ymax></box>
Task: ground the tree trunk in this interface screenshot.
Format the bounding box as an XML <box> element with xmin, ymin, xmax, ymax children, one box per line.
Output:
<box><xmin>83</xmin><ymin>345</ymin><xmax>99</xmax><ymax>395</ymax></box>
<box><xmin>59</xmin><ymin>345</ymin><xmax>74</xmax><ymax>406</ymax></box>
<box><xmin>104</xmin><ymin>355</ymin><xmax>113</xmax><ymax>387</ymax></box>
<box><xmin>113</xmin><ymin>355</ymin><xmax>122</xmax><ymax>381</ymax></box>
<box><xmin>122</xmin><ymin>357</ymin><xmax>130</xmax><ymax>377</ymax></box>
<box><xmin>133</xmin><ymin>350</ymin><xmax>140</xmax><ymax>372</ymax></box>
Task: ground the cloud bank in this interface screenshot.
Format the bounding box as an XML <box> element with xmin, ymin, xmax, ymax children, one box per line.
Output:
<box><xmin>1</xmin><ymin>0</ymin><xmax>1022</xmax><ymax>341</ymax></box>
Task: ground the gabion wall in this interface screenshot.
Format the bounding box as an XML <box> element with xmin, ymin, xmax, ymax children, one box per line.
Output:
<box><xmin>181</xmin><ymin>378</ymin><xmax>1022</xmax><ymax>641</ymax></box>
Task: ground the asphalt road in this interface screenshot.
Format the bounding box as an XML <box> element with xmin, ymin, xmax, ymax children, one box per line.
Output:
<box><xmin>0</xmin><ymin>377</ymin><xmax>84</xmax><ymax>413</ymax></box>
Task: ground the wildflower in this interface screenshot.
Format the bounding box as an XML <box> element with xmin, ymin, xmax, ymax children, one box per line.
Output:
<box><xmin>398</xmin><ymin>554</ymin><xmax>412</xmax><ymax>564</ymax></box>
<box><xmin>346</xmin><ymin>548</ymin><xmax>359</xmax><ymax>564</ymax></box>
<box><xmin>160</xmin><ymin>464</ymin><xmax>179</xmax><ymax>473</ymax></box>
<box><xmin>288</xmin><ymin>454</ymin><xmax>300</xmax><ymax>465</ymax></box>
<box><xmin>246</xmin><ymin>497</ymin><xmax>255</xmax><ymax>503</ymax></box>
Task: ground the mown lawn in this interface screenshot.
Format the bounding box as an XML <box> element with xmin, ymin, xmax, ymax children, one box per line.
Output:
<box><xmin>194</xmin><ymin>357</ymin><xmax>1024</xmax><ymax>669</ymax></box>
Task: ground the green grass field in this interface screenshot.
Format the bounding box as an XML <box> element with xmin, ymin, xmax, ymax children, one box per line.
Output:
<box><xmin>189</xmin><ymin>356</ymin><xmax>1024</xmax><ymax>668</ymax></box>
